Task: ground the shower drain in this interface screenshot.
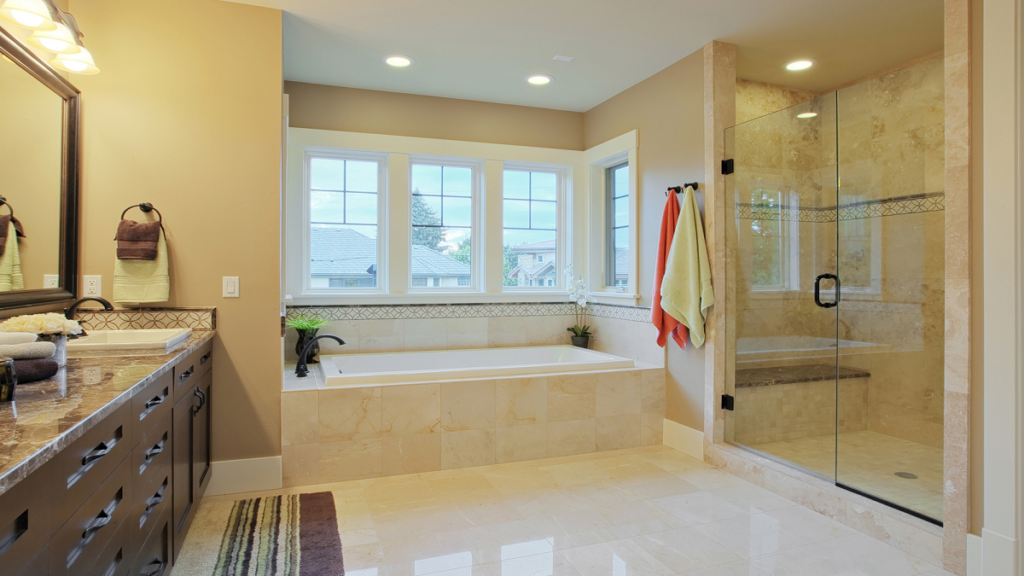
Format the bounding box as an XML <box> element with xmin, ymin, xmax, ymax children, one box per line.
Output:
<box><xmin>895</xmin><ymin>472</ymin><xmax>918</xmax><ymax>479</ymax></box>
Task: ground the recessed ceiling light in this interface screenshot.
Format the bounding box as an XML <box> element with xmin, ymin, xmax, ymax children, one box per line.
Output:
<box><xmin>383</xmin><ymin>55</ymin><xmax>414</xmax><ymax>67</ymax></box>
<box><xmin>526</xmin><ymin>74</ymin><xmax>553</xmax><ymax>85</ymax></box>
<box><xmin>797</xmin><ymin>112</ymin><xmax>818</xmax><ymax>119</ymax></box>
<box><xmin>552</xmin><ymin>55</ymin><xmax>574</xmax><ymax>62</ymax></box>
<box><xmin>785</xmin><ymin>59</ymin><xmax>816</xmax><ymax>71</ymax></box>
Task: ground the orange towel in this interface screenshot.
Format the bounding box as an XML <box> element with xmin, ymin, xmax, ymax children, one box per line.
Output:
<box><xmin>653</xmin><ymin>193</ymin><xmax>689</xmax><ymax>348</ymax></box>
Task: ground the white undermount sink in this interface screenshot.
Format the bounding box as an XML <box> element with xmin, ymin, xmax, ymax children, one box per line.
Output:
<box><xmin>67</xmin><ymin>328</ymin><xmax>193</xmax><ymax>352</ymax></box>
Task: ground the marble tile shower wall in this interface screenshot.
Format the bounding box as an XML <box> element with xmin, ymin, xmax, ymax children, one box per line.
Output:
<box><xmin>284</xmin><ymin>303</ymin><xmax>664</xmax><ymax>367</ymax></box>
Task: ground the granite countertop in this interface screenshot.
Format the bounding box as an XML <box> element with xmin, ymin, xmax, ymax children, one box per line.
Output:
<box><xmin>736</xmin><ymin>364</ymin><xmax>871</xmax><ymax>388</ymax></box>
<box><xmin>0</xmin><ymin>330</ymin><xmax>216</xmax><ymax>497</ymax></box>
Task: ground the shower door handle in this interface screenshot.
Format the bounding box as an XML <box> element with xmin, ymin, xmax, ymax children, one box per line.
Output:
<box><xmin>814</xmin><ymin>274</ymin><xmax>840</xmax><ymax>308</ymax></box>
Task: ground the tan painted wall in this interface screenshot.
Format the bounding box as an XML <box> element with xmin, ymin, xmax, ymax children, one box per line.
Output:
<box><xmin>68</xmin><ymin>0</ymin><xmax>284</xmax><ymax>462</ymax></box>
<box><xmin>286</xmin><ymin>82</ymin><xmax>584</xmax><ymax>151</ymax></box>
<box><xmin>582</xmin><ymin>51</ymin><xmax>706</xmax><ymax>429</ymax></box>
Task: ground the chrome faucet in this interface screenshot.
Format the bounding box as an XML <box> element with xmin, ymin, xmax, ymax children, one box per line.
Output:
<box><xmin>295</xmin><ymin>334</ymin><xmax>345</xmax><ymax>378</ymax></box>
<box><xmin>64</xmin><ymin>297</ymin><xmax>114</xmax><ymax>320</ymax></box>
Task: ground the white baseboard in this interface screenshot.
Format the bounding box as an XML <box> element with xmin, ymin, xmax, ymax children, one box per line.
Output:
<box><xmin>663</xmin><ymin>419</ymin><xmax>704</xmax><ymax>460</ymax></box>
<box><xmin>980</xmin><ymin>527</ymin><xmax>1020</xmax><ymax>576</ymax></box>
<box><xmin>967</xmin><ymin>533</ymin><xmax>982</xmax><ymax>576</ymax></box>
<box><xmin>206</xmin><ymin>456</ymin><xmax>283</xmax><ymax>496</ymax></box>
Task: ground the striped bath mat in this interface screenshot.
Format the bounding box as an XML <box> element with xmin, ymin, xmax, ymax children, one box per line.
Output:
<box><xmin>215</xmin><ymin>492</ymin><xmax>344</xmax><ymax>575</ymax></box>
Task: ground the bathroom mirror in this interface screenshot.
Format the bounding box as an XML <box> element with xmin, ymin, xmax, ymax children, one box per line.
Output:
<box><xmin>0</xmin><ymin>25</ymin><xmax>79</xmax><ymax>309</ymax></box>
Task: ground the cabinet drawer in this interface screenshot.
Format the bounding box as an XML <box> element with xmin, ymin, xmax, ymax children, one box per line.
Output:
<box><xmin>131</xmin><ymin>508</ymin><xmax>170</xmax><ymax>576</ymax></box>
<box><xmin>173</xmin><ymin>342</ymin><xmax>212</xmax><ymax>403</ymax></box>
<box><xmin>49</xmin><ymin>457</ymin><xmax>131</xmax><ymax>576</ymax></box>
<box><xmin>0</xmin><ymin>476</ymin><xmax>51</xmax><ymax>576</ymax></box>
<box><xmin>131</xmin><ymin>474</ymin><xmax>169</xmax><ymax>544</ymax></box>
<box><xmin>47</xmin><ymin>401</ymin><xmax>131</xmax><ymax>532</ymax></box>
<box><xmin>13</xmin><ymin>549</ymin><xmax>47</xmax><ymax>576</ymax></box>
<box><xmin>131</xmin><ymin>409</ymin><xmax>171</xmax><ymax>494</ymax></box>
<box><xmin>131</xmin><ymin>372</ymin><xmax>172</xmax><ymax>446</ymax></box>
<box><xmin>85</xmin><ymin>511</ymin><xmax>133</xmax><ymax>576</ymax></box>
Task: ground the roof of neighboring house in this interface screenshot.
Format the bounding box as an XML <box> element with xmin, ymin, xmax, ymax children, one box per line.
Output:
<box><xmin>510</xmin><ymin>239</ymin><xmax>556</xmax><ymax>253</ymax></box>
<box><xmin>311</xmin><ymin>227</ymin><xmax>470</xmax><ymax>277</ymax></box>
<box><xmin>507</xmin><ymin>259</ymin><xmax>556</xmax><ymax>280</ymax></box>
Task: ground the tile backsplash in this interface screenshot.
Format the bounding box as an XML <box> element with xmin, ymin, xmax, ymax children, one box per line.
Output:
<box><xmin>74</xmin><ymin>307</ymin><xmax>216</xmax><ymax>331</ymax></box>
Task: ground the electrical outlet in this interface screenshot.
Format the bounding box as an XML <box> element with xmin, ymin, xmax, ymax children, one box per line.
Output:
<box><xmin>84</xmin><ymin>275</ymin><xmax>102</xmax><ymax>297</ymax></box>
<box><xmin>223</xmin><ymin>276</ymin><xmax>239</xmax><ymax>298</ymax></box>
<box><xmin>43</xmin><ymin>275</ymin><xmax>59</xmax><ymax>289</ymax></box>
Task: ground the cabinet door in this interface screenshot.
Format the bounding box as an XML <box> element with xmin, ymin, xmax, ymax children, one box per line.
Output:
<box><xmin>193</xmin><ymin>371</ymin><xmax>213</xmax><ymax>503</ymax></box>
<box><xmin>170</xmin><ymin>386</ymin><xmax>196</xmax><ymax>562</ymax></box>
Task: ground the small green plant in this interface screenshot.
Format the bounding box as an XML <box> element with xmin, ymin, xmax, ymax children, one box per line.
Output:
<box><xmin>567</xmin><ymin>324</ymin><xmax>592</xmax><ymax>337</ymax></box>
<box><xmin>285</xmin><ymin>315</ymin><xmax>329</xmax><ymax>332</ymax></box>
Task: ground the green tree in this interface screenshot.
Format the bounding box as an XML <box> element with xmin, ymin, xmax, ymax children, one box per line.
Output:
<box><xmin>411</xmin><ymin>191</ymin><xmax>445</xmax><ymax>252</ymax></box>
<box><xmin>451</xmin><ymin>238</ymin><xmax>471</xmax><ymax>265</ymax></box>
<box><xmin>503</xmin><ymin>243</ymin><xmax>520</xmax><ymax>286</ymax></box>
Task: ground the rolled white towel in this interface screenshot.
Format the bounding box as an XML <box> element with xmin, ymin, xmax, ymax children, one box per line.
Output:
<box><xmin>0</xmin><ymin>342</ymin><xmax>55</xmax><ymax>360</ymax></box>
<box><xmin>0</xmin><ymin>333</ymin><xmax>38</xmax><ymax>345</ymax></box>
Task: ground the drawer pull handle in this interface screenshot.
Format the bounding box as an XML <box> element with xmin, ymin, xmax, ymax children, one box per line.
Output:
<box><xmin>192</xmin><ymin>387</ymin><xmax>206</xmax><ymax>415</ymax></box>
<box><xmin>144</xmin><ymin>439</ymin><xmax>165</xmax><ymax>463</ymax></box>
<box><xmin>144</xmin><ymin>394</ymin><xmax>166</xmax><ymax>410</ymax></box>
<box><xmin>82</xmin><ymin>441</ymin><xmax>112</xmax><ymax>465</ymax></box>
<box><xmin>141</xmin><ymin>560</ymin><xmax>166</xmax><ymax>576</ymax></box>
<box><xmin>144</xmin><ymin>484</ymin><xmax>166</xmax><ymax>514</ymax></box>
<box><xmin>200</xmin><ymin>352</ymin><xmax>211</xmax><ymax>365</ymax></box>
<box><xmin>178</xmin><ymin>366</ymin><xmax>193</xmax><ymax>383</ymax></box>
<box><xmin>0</xmin><ymin>510</ymin><xmax>28</xmax><ymax>558</ymax></box>
<box><xmin>82</xmin><ymin>510</ymin><xmax>111</xmax><ymax>538</ymax></box>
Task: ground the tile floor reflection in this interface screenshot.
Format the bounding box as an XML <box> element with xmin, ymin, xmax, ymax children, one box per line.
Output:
<box><xmin>178</xmin><ymin>445</ymin><xmax>953</xmax><ymax>576</ymax></box>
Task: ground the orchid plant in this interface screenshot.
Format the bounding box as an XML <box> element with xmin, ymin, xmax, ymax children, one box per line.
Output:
<box><xmin>564</xmin><ymin>265</ymin><xmax>591</xmax><ymax>338</ymax></box>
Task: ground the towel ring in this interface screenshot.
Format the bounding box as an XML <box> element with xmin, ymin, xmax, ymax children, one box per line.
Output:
<box><xmin>120</xmin><ymin>203</ymin><xmax>162</xmax><ymax>222</ymax></box>
<box><xmin>0</xmin><ymin>196</ymin><xmax>15</xmax><ymax>218</ymax></box>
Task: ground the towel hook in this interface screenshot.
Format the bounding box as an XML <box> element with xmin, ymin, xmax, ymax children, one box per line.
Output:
<box><xmin>666</xmin><ymin>183</ymin><xmax>699</xmax><ymax>197</ymax></box>
<box><xmin>120</xmin><ymin>203</ymin><xmax>162</xmax><ymax>222</ymax></box>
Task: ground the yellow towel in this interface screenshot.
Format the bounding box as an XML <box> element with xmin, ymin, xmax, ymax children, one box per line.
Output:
<box><xmin>660</xmin><ymin>186</ymin><xmax>714</xmax><ymax>347</ymax></box>
<box><xmin>0</xmin><ymin>222</ymin><xmax>24</xmax><ymax>292</ymax></box>
<box><xmin>114</xmin><ymin>229</ymin><xmax>168</xmax><ymax>303</ymax></box>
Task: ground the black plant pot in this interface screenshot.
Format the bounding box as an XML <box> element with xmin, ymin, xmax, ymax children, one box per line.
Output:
<box><xmin>295</xmin><ymin>328</ymin><xmax>320</xmax><ymax>364</ymax></box>
<box><xmin>570</xmin><ymin>336</ymin><xmax>590</xmax><ymax>349</ymax></box>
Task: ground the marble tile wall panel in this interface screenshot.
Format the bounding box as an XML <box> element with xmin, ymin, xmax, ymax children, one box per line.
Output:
<box><xmin>280</xmin><ymin>365</ymin><xmax>665</xmax><ymax>485</ymax></box>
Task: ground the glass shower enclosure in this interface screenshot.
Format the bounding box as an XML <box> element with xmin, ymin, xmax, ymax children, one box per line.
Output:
<box><xmin>724</xmin><ymin>58</ymin><xmax>946</xmax><ymax>523</ymax></box>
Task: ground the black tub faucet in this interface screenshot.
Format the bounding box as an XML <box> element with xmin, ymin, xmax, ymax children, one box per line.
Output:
<box><xmin>295</xmin><ymin>334</ymin><xmax>345</xmax><ymax>377</ymax></box>
<box><xmin>64</xmin><ymin>297</ymin><xmax>114</xmax><ymax>320</ymax></box>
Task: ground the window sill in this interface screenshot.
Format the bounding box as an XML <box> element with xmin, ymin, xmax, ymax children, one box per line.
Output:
<box><xmin>589</xmin><ymin>291</ymin><xmax>641</xmax><ymax>305</ymax></box>
<box><xmin>289</xmin><ymin>292</ymin><xmax>572</xmax><ymax>307</ymax></box>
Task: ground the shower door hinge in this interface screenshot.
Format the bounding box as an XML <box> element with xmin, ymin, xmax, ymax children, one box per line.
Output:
<box><xmin>721</xmin><ymin>394</ymin><xmax>735</xmax><ymax>411</ymax></box>
<box><xmin>722</xmin><ymin>159</ymin><xmax>734</xmax><ymax>175</ymax></box>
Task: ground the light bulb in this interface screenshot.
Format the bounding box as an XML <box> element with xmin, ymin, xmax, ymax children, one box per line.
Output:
<box><xmin>39</xmin><ymin>37</ymin><xmax>67</xmax><ymax>51</ymax></box>
<box><xmin>11</xmin><ymin>8</ymin><xmax>42</xmax><ymax>26</ymax></box>
<box><xmin>60</xmin><ymin>58</ymin><xmax>86</xmax><ymax>71</ymax></box>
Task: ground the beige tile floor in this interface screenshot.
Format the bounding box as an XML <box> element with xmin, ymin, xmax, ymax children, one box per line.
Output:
<box><xmin>749</xmin><ymin>430</ymin><xmax>944</xmax><ymax>521</ymax></box>
<box><xmin>173</xmin><ymin>445</ymin><xmax>953</xmax><ymax>576</ymax></box>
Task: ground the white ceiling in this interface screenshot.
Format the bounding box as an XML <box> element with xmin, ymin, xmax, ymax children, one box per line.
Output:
<box><xmin>222</xmin><ymin>0</ymin><xmax>943</xmax><ymax>112</ymax></box>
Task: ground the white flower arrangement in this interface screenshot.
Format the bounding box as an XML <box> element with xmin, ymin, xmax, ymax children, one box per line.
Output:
<box><xmin>564</xmin><ymin>265</ymin><xmax>591</xmax><ymax>338</ymax></box>
<box><xmin>1</xmin><ymin>313</ymin><xmax>83</xmax><ymax>336</ymax></box>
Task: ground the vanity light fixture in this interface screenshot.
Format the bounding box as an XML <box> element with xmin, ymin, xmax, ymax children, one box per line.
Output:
<box><xmin>0</xmin><ymin>0</ymin><xmax>56</xmax><ymax>31</ymax></box>
<box><xmin>526</xmin><ymin>74</ymin><xmax>553</xmax><ymax>85</ymax></box>
<box><xmin>383</xmin><ymin>55</ymin><xmax>414</xmax><ymax>67</ymax></box>
<box><xmin>796</xmin><ymin>112</ymin><xmax>818</xmax><ymax>119</ymax></box>
<box><xmin>26</xmin><ymin>20</ymin><xmax>79</xmax><ymax>54</ymax></box>
<box><xmin>785</xmin><ymin>59</ymin><xmax>816</xmax><ymax>71</ymax></box>
<box><xmin>51</xmin><ymin>45</ymin><xmax>98</xmax><ymax>74</ymax></box>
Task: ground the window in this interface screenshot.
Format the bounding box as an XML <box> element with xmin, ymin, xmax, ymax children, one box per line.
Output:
<box><xmin>748</xmin><ymin>189</ymin><xmax>798</xmax><ymax>291</ymax></box>
<box><xmin>838</xmin><ymin>195</ymin><xmax>881</xmax><ymax>293</ymax></box>
<box><xmin>308</xmin><ymin>155</ymin><xmax>384</xmax><ymax>291</ymax></box>
<box><xmin>503</xmin><ymin>169</ymin><xmax>559</xmax><ymax>289</ymax></box>
<box><xmin>605</xmin><ymin>162</ymin><xmax>629</xmax><ymax>288</ymax></box>
<box><xmin>411</xmin><ymin>162</ymin><xmax>475</xmax><ymax>289</ymax></box>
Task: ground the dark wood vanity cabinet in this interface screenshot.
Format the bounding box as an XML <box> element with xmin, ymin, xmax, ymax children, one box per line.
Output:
<box><xmin>171</xmin><ymin>342</ymin><xmax>214</xmax><ymax>562</ymax></box>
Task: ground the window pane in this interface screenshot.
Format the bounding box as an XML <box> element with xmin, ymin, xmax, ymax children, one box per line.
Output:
<box><xmin>346</xmin><ymin>161</ymin><xmax>377</xmax><ymax>192</ymax></box>
<box><xmin>503</xmin><ymin>170</ymin><xmax>530</xmax><ymax>199</ymax></box>
<box><xmin>310</xmin><ymin>158</ymin><xmax>345</xmax><ymax>190</ymax></box>
<box><xmin>443</xmin><ymin>197</ymin><xmax>472</xmax><ymax>227</ymax></box>
<box><xmin>531</xmin><ymin>172</ymin><xmax>557</xmax><ymax>201</ymax></box>
<box><xmin>310</xmin><ymin>191</ymin><xmax>345</xmax><ymax>223</ymax></box>
<box><xmin>346</xmin><ymin>192</ymin><xmax>377</xmax><ymax>224</ymax></box>
<box><xmin>503</xmin><ymin>229</ymin><xmax>555</xmax><ymax>287</ymax></box>
<box><xmin>614</xmin><ymin>227</ymin><xmax>628</xmax><ymax>251</ymax></box>
<box><xmin>503</xmin><ymin>200</ymin><xmax>530</xmax><ymax>229</ymax></box>
<box><xmin>411</xmin><ymin>164</ymin><xmax>442</xmax><ymax>194</ymax></box>
<box><xmin>311</xmin><ymin>224</ymin><xmax>377</xmax><ymax>289</ymax></box>
<box><xmin>412</xmin><ymin>195</ymin><xmax>442</xmax><ymax>226</ymax></box>
<box><xmin>443</xmin><ymin>167</ymin><xmax>472</xmax><ymax>197</ymax></box>
<box><xmin>614</xmin><ymin>165</ymin><xmax>629</xmax><ymax>197</ymax></box>
<box><xmin>614</xmin><ymin>196</ymin><xmax>629</xmax><ymax>228</ymax></box>
<box><xmin>531</xmin><ymin>201</ymin><xmax>556</xmax><ymax>229</ymax></box>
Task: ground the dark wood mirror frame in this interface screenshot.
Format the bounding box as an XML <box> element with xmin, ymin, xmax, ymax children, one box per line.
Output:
<box><xmin>0</xmin><ymin>26</ymin><xmax>79</xmax><ymax>310</ymax></box>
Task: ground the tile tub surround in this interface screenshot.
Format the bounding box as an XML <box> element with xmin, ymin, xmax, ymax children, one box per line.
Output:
<box><xmin>0</xmin><ymin>330</ymin><xmax>216</xmax><ymax>497</ymax></box>
<box><xmin>284</xmin><ymin>302</ymin><xmax>665</xmax><ymax>367</ymax></box>
<box><xmin>281</xmin><ymin>366</ymin><xmax>667</xmax><ymax>486</ymax></box>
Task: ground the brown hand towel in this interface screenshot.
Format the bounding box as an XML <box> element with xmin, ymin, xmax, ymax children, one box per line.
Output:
<box><xmin>116</xmin><ymin>220</ymin><xmax>161</xmax><ymax>260</ymax></box>
<box><xmin>0</xmin><ymin>214</ymin><xmax>26</xmax><ymax>257</ymax></box>
<box><xmin>14</xmin><ymin>358</ymin><xmax>59</xmax><ymax>384</ymax></box>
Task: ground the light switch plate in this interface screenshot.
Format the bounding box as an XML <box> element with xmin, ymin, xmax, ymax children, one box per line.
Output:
<box><xmin>223</xmin><ymin>276</ymin><xmax>239</xmax><ymax>298</ymax></box>
<box><xmin>84</xmin><ymin>275</ymin><xmax>102</xmax><ymax>297</ymax></box>
<box><xmin>43</xmin><ymin>275</ymin><xmax>59</xmax><ymax>289</ymax></box>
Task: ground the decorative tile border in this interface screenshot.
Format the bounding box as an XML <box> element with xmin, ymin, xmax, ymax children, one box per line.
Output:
<box><xmin>286</xmin><ymin>302</ymin><xmax>653</xmax><ymax>323</ymax></box>
<box><xmin>736</xmin><ymin>192</ymin><xmax>945</xmax><ymax>222</ymax></box>
<box><xmin>75</xmin><ymin>307</ymin><xmax>216</xmax><ymax>331</ymax></box>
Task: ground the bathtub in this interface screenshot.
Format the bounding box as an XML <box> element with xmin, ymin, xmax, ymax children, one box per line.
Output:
<box><xmin>319</xmin><ymin>345</ymin><xmax>635</xmax><ymax>387</ymax></box>
<box><xmin>736</xmin><ymin>336</ymin><xmax>890</xmax><ymax>364</ymax></box>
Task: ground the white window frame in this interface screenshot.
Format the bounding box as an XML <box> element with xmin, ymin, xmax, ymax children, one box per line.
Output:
<box><xmin>749</xmin><ymin>190</ymin><xmax>800</xmax><ymax>293</ymax></box>
<box><xmin>301</xmin><ymin>148</ymin><xmax>389</xmax><ymax>296</ymax></box>
<box><xmin>585</xmin><ymin>131</ymin><xmax>639</xmax><ymax>304</ymax></box>
<box><xmin>501</xmin><ymin>162</ymin><xmax>571</xmax><ymax>292</ymax></box>
<box><xmin>407</xmin><ymin>155</ymin><xmax>485</xmax><ymax>294</ymax></box>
